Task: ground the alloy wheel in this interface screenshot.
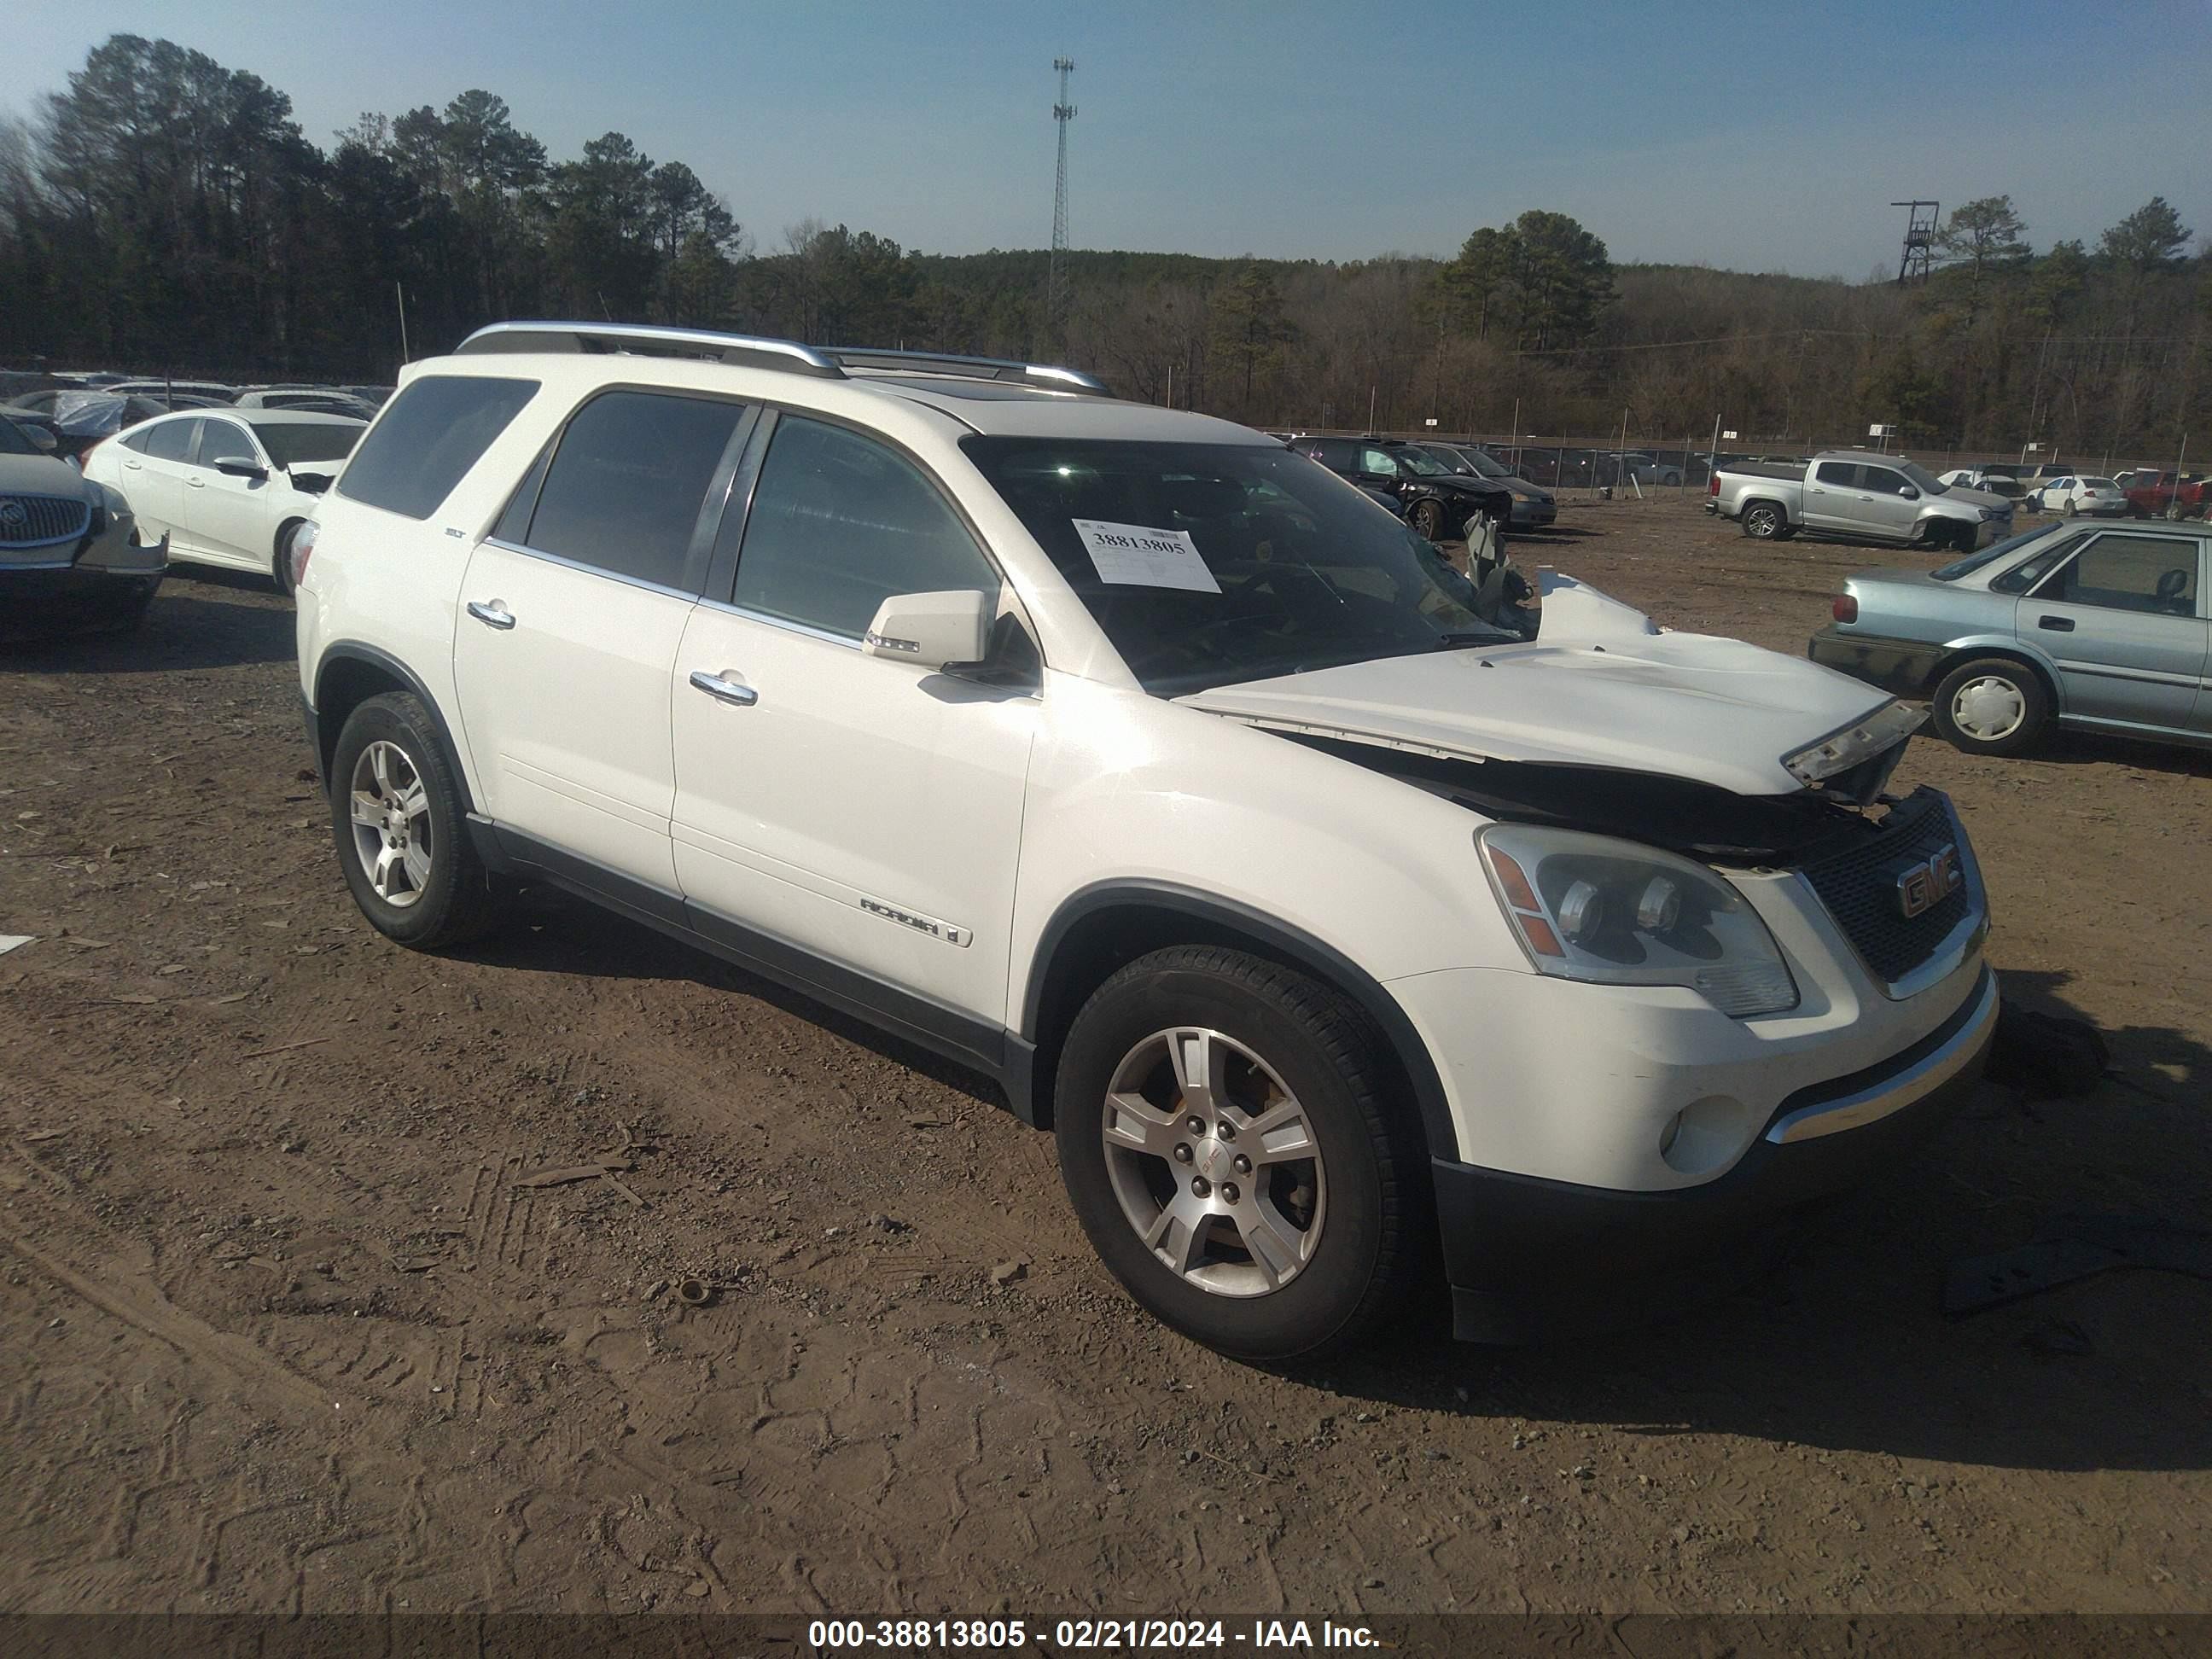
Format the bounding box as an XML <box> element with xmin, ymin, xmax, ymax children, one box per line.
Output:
<box><xmin>1098</xmin><ymin>1027</ymin><xmax>1326</xmax><ymax>1298</ymax></box>
<box><xmin>348</xmin><ymin>739</ymin><xmax>434</xmax><ymax>908</ymax></box>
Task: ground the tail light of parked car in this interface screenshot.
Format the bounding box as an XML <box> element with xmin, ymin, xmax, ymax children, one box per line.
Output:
<box><xmin>1831</xmin><ymin>594</ymin><xmax>1858</xmax><ymax>623</ymax></box>
<box><xmin>1707</xmin><ymin>474</ymin><xmax>1720</xmax><ymax>498</ymax></box>
<box><xmin>289</xmin><ymin>519</ymin><xmax>318</xmax><ymax>589</ymax></box>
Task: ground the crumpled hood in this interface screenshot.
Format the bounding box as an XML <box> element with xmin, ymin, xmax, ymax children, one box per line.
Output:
<box><xmin>1176</xmin><ymin>575</ymin><xmax>1898</xmax><ymax>797</ymax></box>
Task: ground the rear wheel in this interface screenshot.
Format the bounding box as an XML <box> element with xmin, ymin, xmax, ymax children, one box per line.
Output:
<box><xmin>1740</xmin><ymin>501</ymin><xmax>1787</xmax><ymax>540</ymax></box>
<box><xmin>2165</xmin><ymin>503</ymin><xmax>2185</xmax><ymax>521</ymax></box>
<box><xmin>329</xmin><ymin>693</ymin><xmax>500</xmax><ymax>949</ymax></box>
<box><xmin>1052</xmin><ymin>946</ymin><xmax>1427</xmax><ymax>1360</ymax></box>
<box><xmin>1930</xmin><ymin>656</ymin><xmax>2050</xmax><ymax>756</ymax></box>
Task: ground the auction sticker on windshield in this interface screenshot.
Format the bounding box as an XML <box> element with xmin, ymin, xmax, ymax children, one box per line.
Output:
<box><xmin>1073</xmin><ymin>519</ymin><xmax>1222</xmax><ymax>594</ymax></box>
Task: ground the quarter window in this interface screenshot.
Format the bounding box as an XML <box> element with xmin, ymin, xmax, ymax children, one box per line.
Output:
<box><xmin>730</xmin><ymin>416</ymin><xmax>998</xmax><ymax>639</ymax></box>
<box><xmin>517</xmin><ymin>391</ymin><xmax>749</xmax><ymax>593</ymax></box>
<box><xmin>144</xmin><ymin>419</ymin><xmax>195</xmax><ymax>463</ymax></box>
<box><xmin>2038</xmin><ymin>534</ymin><xmax>2200</xmax><ymax>616</ymax></box>
<box><xmin>336</xmin><ymin>374</ymin><xmax>538</xmax><ymax>520</ymax></box>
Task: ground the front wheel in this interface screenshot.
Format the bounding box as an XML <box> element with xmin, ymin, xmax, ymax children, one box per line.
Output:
<box><xmin>329</xmin><ymin>692</ymin><xmax>501</xmax><ymax>949</ymax></box>
<box><xmin>2165</xmin><ymin>503</ymin><xmax>2185</xmax><ymax>521</ymax></box>
<box><xmin>1930</xmin><ymin>657</ymin><xmax>2050</xmax><ymax>756</ymax></box>
<box><xmin>1052</xmin><ymin>946</ymin><xmax>1428</xmax><ymax>1360</ymax></box>
<box><xmin>1740</xmin><ymin>502</ymin><xmax>1787</xmax><ymax>539</ymax></box>
<box><xmin>1409</xmin><ymin>498</ymin><xmax>1447</xmax><ymax>542</ymax></box>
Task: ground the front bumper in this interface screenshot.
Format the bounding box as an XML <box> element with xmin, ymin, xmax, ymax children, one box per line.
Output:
<box><xmin>1511</xmin><ymin>497</ymin><xmax>1557</xmax><ymax>527</ymax></box>
<box><xmin>1807</xmin><ymin>624</ymin><xmax>1945</xmax><ymax>697</ymax></box>
<box><xmin>1435</xmin><ymin>964</ymin><xmax>1998</xmax><ymax>1341</ymax></box>
<box><xmin>0</xmin><ymin>532</ymin><xmax>166</xmax><ymax>640</ymax></box>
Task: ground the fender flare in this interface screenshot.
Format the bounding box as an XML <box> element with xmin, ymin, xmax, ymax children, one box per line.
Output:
<box><xmin>1021</xmin><ymin>880</ymin><xmax>1461</xmax><ymax>1161</ymax></box>
<box><xmin>311</xmin><ymin>642</ymin><xmax>479</xmax><ymax>813</ymax></box>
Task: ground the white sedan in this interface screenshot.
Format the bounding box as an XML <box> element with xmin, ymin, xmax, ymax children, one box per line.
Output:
<box><xmin>2031</xmin><ymin>474</ymin><xmax>2128</xmax><ymax>517</ymax></box>
<box><xmin>82</xmin><ymin>408</ymin><xmax>364</xmax><ymax>593</ymax></box>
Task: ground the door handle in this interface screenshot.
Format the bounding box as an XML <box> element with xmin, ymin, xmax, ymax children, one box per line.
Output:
<box><xmin>689</xmin><ymin>668</ymin><xmax>759</xmax><ymax>707</ymax></box>
<box><xmin>124</xmin><ymin>459</ymin><xmax>142</xmax><ymax>470</ymax></box>
<box><xmin>186</xmin><ymin>476</ymin><xmax>205</xmax><ymax>489</ymax></box>
<box><xmin>466</xmin><ymin>599</ymin><xmax>516</xmax><ymax>631</ymax></box>
<box><xmin>2038</xmin><ymin>615</ymin><xmax>2075</xmax><ymax>632</ymax></box>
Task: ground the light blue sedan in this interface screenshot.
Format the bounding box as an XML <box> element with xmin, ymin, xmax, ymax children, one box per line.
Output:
<box><xmin>1807</xmin><ymin>520</ymin><xmax>2209</xmax><ymax>755</ymax></box>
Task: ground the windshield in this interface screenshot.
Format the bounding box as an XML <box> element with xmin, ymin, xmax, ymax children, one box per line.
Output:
<box><xmin>1930</xmin><ymin>524</ymin><xmax>2058</xmax><ymax>581</ymax></box>
<box><xmin>1897</xmin><ymin>460</ymin><xmax>1946</xmax><ymax>493</ymax></box>
<box><xmin>0</xmin><ymin>416</ymin><xmax>38</xmax><ymax>457</ymax></box>
<box><xmin>2081</xmin><ymin>477</ymin><xmax>2116</xmax><ymax>490</ymax></box>
<box><xmin>1456</xmin><ymin>447</ymin><xmax>1513</xmax><ymax>479</ymax></box>
<box><xmin>961</xmin><ymin>436</ymin><xmax>1512</xmax><ymax>695</ymax></box>
<box><xmin>253</xmin><ymin>422</ymin><xmax>362</xmax><ymax>468</ymax></box>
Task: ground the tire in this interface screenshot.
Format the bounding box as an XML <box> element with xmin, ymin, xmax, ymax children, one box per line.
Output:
<box><xmin>2164</xmin><ymin>503</ymin><xmax>2184</xmax><ymax>521</ymax></box>
<box><xmin>1930</xmin><ymin>656</ymin><xmax>2050</xmax><ymax>757</ymax></box>
<box><xmin>2064</xmin><ymin>498</ymin><xmax>2078</xmax><ymax>517</ymax></box>
<box><xmin>1740</xmin><ymin>501</ymin><xmax>1787</xmax><ymax>540</ymax></box>
<box><xmin>328</xmin><ymin>692</ymin><xmax>500</xmax><ymax>949</ymax></box>
<box><xmin>1052</xmin><ymin>946</ymin><xmax>1428</xmax><ymax>1360</ymax></box>
<box><xmin>1409</xmin><ymin>498</ymin><xmax>1447</xmax><ymax>541</ymax></box>
<box><xmin>273</xmin><ymin>521</ymin><xmax>302</xmax><ymax>597</ymax></box>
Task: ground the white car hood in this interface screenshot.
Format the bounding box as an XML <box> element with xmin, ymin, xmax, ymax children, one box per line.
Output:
<box><xmin>1175</xmin><ymin>574</ymin><xmax>1895</xmax><ymax>797</ymax></box>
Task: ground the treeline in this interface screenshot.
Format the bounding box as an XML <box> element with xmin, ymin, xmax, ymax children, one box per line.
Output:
<box><xmin>3</xmin><ymin>35</ymin><xmax>2208</xmax><ymax>457</ymax></box>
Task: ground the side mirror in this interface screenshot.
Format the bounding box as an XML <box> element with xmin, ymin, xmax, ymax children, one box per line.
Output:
<box><xmin>1898</xmin><ymin>485</ymin><xmax>1918</xmax><ymax>499</ymax></box>
<box><xmin>863</xmin><ymin>589</ymin><xmax>993</xmax><ymax>672</ymax></box>
<box><xmin>25</xmin><ymin>427</ymin><xmax>55</xmax><ymax>452</ymax></box>
<box><xmin>214</xmin><ymin>457</ymin><xmax>268</xmax><ymax>480</ymax></box>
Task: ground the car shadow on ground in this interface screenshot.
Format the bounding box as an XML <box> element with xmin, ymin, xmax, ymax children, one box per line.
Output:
<box><xmin>452</xmin><ymin>888</ymin><xmax>1020</xmax><ymax>1111</ymax></box>
<box><xmin>0</xmin><ymin>568</ymin><xmax>293</xmax><ymax>674</ymax></box>
<box><xmin>1321</xmin><ymin>968</ymin><xmax>2211</xmax><ymax>1473</ymax></box>
<box><xmin>2028</xmin><ymin>730</ymin><xmax>2212</xmax><ymax>779</ymax></box>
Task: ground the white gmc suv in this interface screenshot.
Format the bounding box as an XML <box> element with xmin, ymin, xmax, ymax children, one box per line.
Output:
<box><xmin>295</xmin><ymin>323</ymin><xmax>1997</xmax><ymax>1358</ymax></box>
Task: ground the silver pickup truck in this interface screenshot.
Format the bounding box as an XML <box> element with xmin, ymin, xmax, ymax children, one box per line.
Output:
<box><xmin>1708</xmin><ymin>451</ymin><xmax>2013</xmax><ymax>551</ymax></box>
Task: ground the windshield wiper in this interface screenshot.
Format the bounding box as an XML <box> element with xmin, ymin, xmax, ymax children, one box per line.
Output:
<box><xmin>1434</xmin><ymin>629</ymin><xmax>1516</xmax><ymax>649</ymax></box>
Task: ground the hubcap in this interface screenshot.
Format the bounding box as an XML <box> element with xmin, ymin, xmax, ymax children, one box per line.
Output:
<box><xmin>347</xmin><ymin>740</ymin><xmax>434</xmax><ymax>908</ymax></box>
<box><xmin>1953</xmin><ymin>676</ymin><xmax>2026</xmax><ymax>742</ymax></box>
<box><xmin>1099</xmin><ymin>1027</ymin><xmax>1325</xmax><ymax>1298</ymax></box>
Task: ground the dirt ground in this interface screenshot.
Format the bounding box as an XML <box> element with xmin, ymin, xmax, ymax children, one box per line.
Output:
<box><xmin>0</xmin><ymin>499</ymin><xmax>2206</xmax><ymax>1620</ymax></box>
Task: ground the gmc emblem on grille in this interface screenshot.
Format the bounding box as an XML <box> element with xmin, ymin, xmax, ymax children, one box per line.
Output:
<box><xmin>1896</xmin><ymin>843</ymin><xmax>1963</xmax><ymax>919</ymax></box>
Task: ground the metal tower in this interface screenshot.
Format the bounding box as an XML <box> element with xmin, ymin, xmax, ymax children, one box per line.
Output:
<box><xmin>1048</xmin><ymin>57</ymin><xmax>1077</xmax><ymax>334</ymax></box>
<box><xmin>1891</xmin><ymin>200</ymin><xmax>1939</xmax><ymax>285</ymax></box>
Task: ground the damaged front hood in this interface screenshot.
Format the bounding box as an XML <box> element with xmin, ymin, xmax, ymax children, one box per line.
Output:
<box><xmin>1176</xmin><ymin>575</ymin><xmax>1899</xmax><ymax>797</ymax></box>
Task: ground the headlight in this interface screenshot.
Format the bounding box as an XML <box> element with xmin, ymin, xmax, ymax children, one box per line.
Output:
<box><xmin>1478</xmin><ymin>825</ymin><xmax>1799</xmax><ymax>1017</ymax></box>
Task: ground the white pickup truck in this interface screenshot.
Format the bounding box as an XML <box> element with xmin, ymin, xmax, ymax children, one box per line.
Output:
<box><xmin>1708</xmin><ymin>451</ymin><xmax>2013</xmax><ymax>551</ymax></box>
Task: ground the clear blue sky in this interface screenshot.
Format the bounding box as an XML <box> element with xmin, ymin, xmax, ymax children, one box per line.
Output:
<box><xmin>4</xmin><ymin>0</ymin><xmax>2207</xmax><ymax>279</ymax></box>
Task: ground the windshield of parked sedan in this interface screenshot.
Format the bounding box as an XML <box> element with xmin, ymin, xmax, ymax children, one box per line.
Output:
<box><xmin>2081</xmin><ymin>477</ymin><xmax>2116</xmax><ymax>490</ymax></box>
<box><xmin>1930</xmin><ymin>524</ymin><xmax>2058</xmax><ymax>580</ymax></box>
<box><xmin>1456</xmin><ymin>447</ymin><xmax>1513</xmax><ymax>478</ymax></box>
<box><xmin>253</xmin><ymin>422</ymin><xmax>361</xmax><ymax>468</ymax></box>
<box><xmin>962</xmin><ymin>436</ymin><xmax>1513</xmax><ymax>694</ymax></box>
<box><xmin>0</xmin><ymin>416</ymin><xmax>38</xmax><ymax>456</ymax></box>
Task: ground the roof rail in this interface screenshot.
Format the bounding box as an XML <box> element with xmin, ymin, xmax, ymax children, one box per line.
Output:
<box><xmin>823</xmin><ymin>347</ymin><xmax>1111</xmax><ymax>396</ymax></box>
<box><xmin>451</xmin><ymin>322</ymin><xmax>1111</xmax><ymax>396</ymax></box>
<box><xmin>454</xmin><ymin>322</ymin><xmax>844</xmax><ymax>378</ymax></box>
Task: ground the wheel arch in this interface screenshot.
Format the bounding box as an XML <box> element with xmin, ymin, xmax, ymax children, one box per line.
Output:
<box><xmin>310</xmin><ymin>643</ymin><xmax>478</xmax><ymax>812</ymax></box>
<box><xmin>1018</xmin><ymin>882</ymin><xmax>1458</xmax><ymax>1159</ymax></box>
<box><xmin>1930</xmin><ymin>638</ymin><xmax>2064</xmax><ymax>712</ymax></box>
<box><xmin>1738</xmin><ymin>496</ymin><xmax>1789</xmax><ymax>530</ymax></box>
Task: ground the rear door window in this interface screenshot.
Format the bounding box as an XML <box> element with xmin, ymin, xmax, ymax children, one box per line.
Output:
<box><xmin>511</xmin><ymin>390</ymin><xmax>749</xmax><ymax>594</ymax></box>
<box><xmin>336</xmin><ymin>375</ymin><xmax>538</xmax><ymax>520</ymax></box>
<box><xmin>2037</xmin><ymin>533</ymin><xmax>2201</xmax><ymax>616</ymax></box>
<box><xmin>1814</xmin><ymin>462</ymin><xmax>1858</xmax><ymax>487</ymax></box>
<box><xmin>144</xmin><ymin>419</ymin><xmax>196</xmax><ymax>463</ymax></box>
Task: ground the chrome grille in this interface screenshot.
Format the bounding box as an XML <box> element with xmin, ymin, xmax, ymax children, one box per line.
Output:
<box><xmin>0</xmin><ymin>492</ymin><xmax>92</xmax><ymax>548</ymax></box>
<box><xmin>1796</xmin><ymin>788</ymin><xmax>1981</xmax><ymax>989</ymax></box>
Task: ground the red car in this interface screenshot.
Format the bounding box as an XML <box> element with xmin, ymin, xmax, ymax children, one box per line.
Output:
<box><xmin>2125</xmin><ymin>470</ymin><xmax>2209</xmax><ymax>520</ymax></box>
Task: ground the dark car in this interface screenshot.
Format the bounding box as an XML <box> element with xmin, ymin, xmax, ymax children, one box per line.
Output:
<box><xmin>0</xmin><ymin>414</ymin><xmax>167</xmax><ymax>638</ymax></box>
<box><xmin>1415</xmin><ymin>442</ymin><xmax>1558</xmax><ymax>528</ymax></box>
<box><xmin>1287</xmin><ymin>435</ymin><xmax>1512</xmax><ymax>542</ymax></box>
